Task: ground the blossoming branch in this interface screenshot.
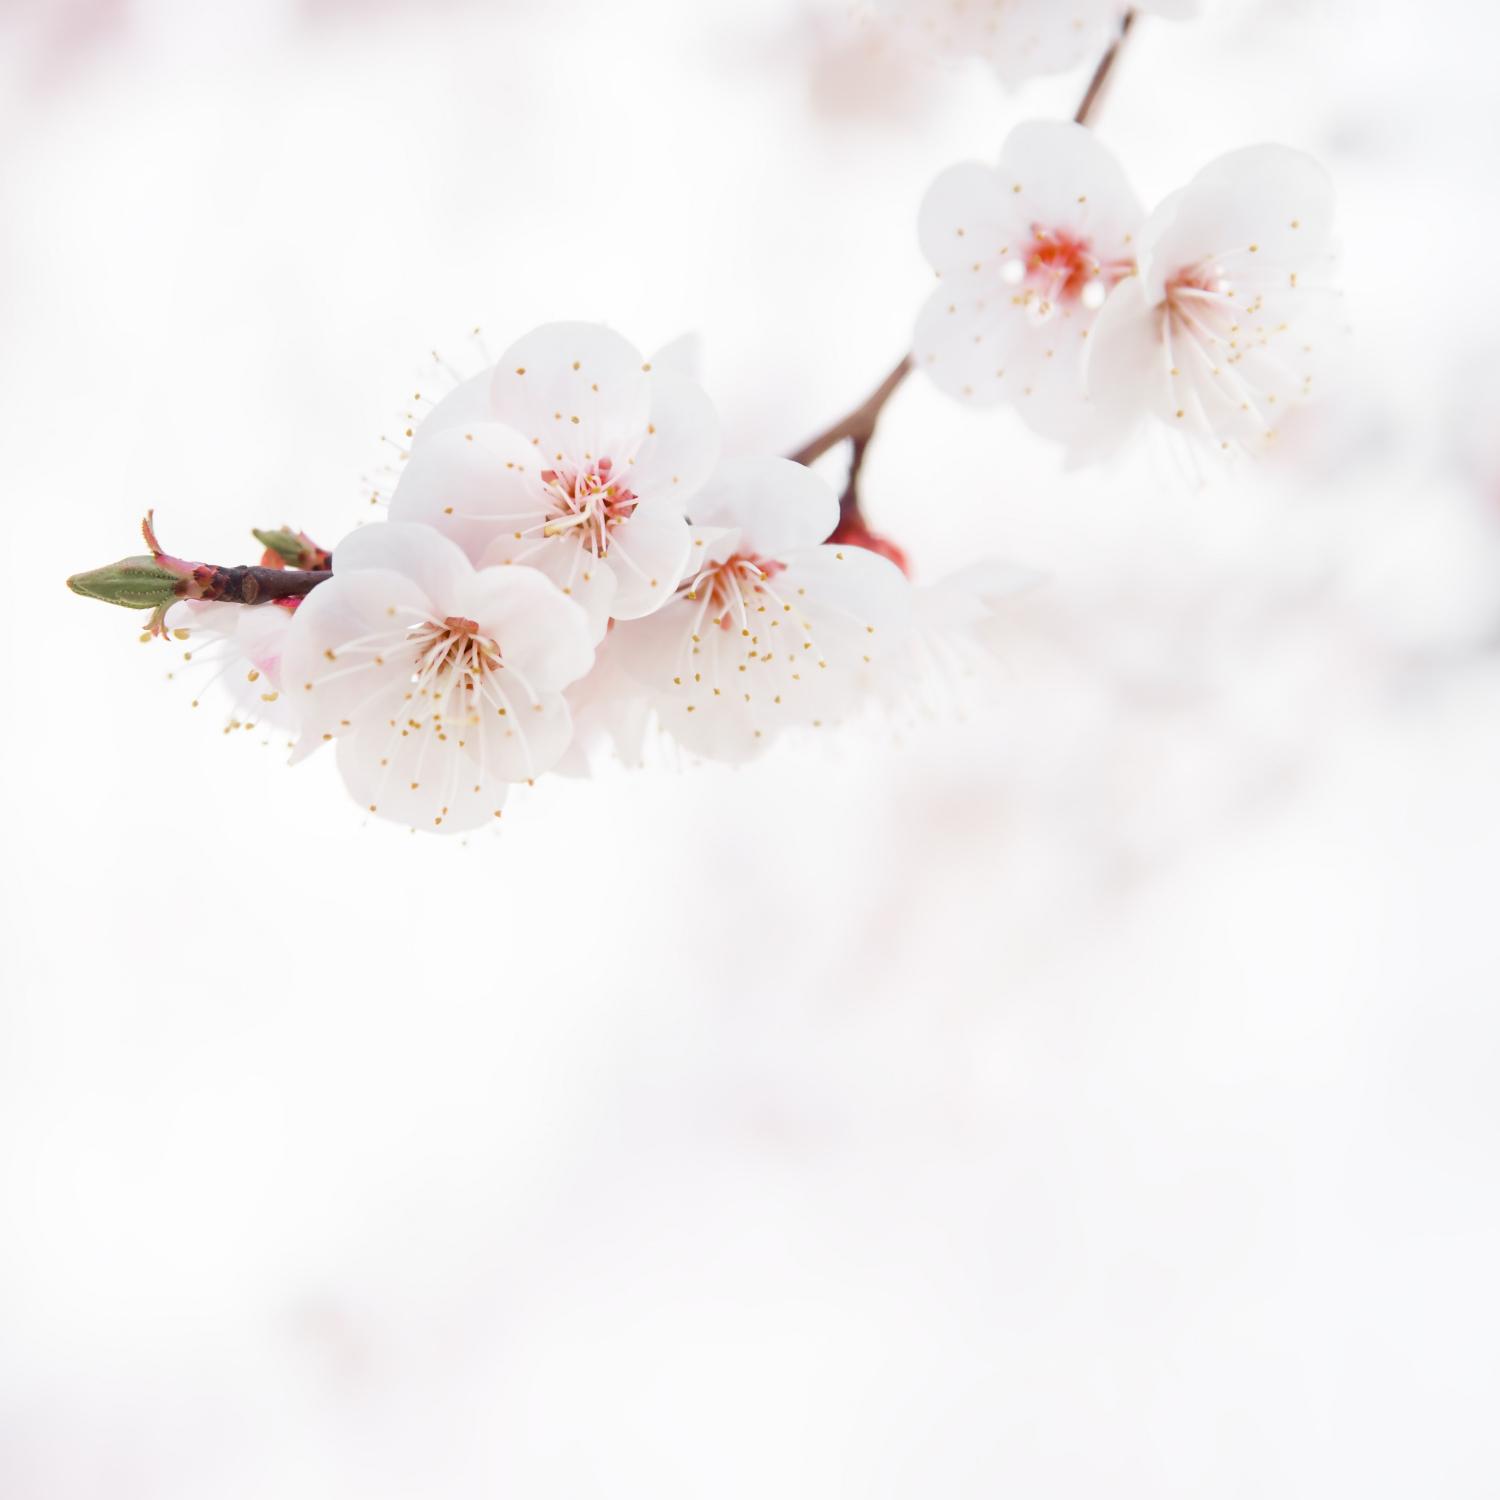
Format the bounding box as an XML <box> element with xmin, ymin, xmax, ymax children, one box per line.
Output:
<box><xmin>66</xmin><ymin>2</ymin><xmax>1346</xmax><ymax>834</ymax></box>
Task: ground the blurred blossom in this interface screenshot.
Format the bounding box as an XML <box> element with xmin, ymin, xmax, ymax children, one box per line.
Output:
<box><xmin>793</xmin><ymin>1</ymin><xmax>945</xmax><ymax>124</ymax></box>
<box><xmin>861</xmin><ymin>0</ymin><xmax>1196</xmax><ymax>88</ymax></box>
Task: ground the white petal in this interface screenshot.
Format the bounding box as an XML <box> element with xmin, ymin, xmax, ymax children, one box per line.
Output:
<box><xmin>164</xmin><ymin>599</ymin><xmax>238</xmax><ymax>639</ymax></box>
<box><xmin>234</xmin><ymin>604</ymin><xmax>295</xmax><ymax>687</ymax></box>
<box><xmin>648</xmin><ymin>617</ymin><xmax>810</xmax><ymax>764</ymax></box>
<box><xmin>165</xmin><ymin>600</ymin><xmax>298</xmax><ymax>729</ymax></box>
<box><xmin>688</xmin><ymin>523</ymin><xmax>742</xmax><ymax>570</ymax></box>
<box><xmin>653</xmin><ymin>690</ymin><xmax>771</xmax><ymax>765</ymax></box>
<box><xmin>997</xmin><ymin>121</ymin><xmax>1143</xmax><ymax>248</ymax></box>
<box><xmin>623</xmin><ymin>368</ymin><xmax>722</xmax><ymax>503</ymax></box>
<box><xmin>601</xmin><ymin>505</ymin><xmax>692</xmax><ymax>619</ymax></box>
<box><xmin>915</xmin><ymin>278</ymin><xmax>1097</xmax><ymax>441</ymax></box>
<box><xmin>1079</xmin><ymin>274</ymin><xmax>1164</xmax><ymax>456</ymax></box>
<box><xmin>871</xmin><ymin>0</ymin><xmax>1119</xmax><ymax>85</ymax></box>
<box><xmin>478</xmin><ymin>534</ymin><xmax>619</xmax><ymax>642</ymax></box>
<box><xmin>471</xmin><ymin>687</ymin><xmax>576</xmax><ymax>782</ymax></box>
<box><xmin>388</xmin><ymin>423</ymin><xmax>545</xmax><ymax>566</ymax></box>
<box><xmin>918</xmin><ymin>159</ymin><xmax>1016</xmax><ymax>276</ymax></box>
<box><xmin>1140</xmin><ymin>145</ymin><xmax>1337</xmax><ymax>304</ymax></box>
<box><xmin>980</xmin><ymin>0</ymin><xmax>1117</xmax><ymax>84</ymax></box>
<box><xmin>643</xmin><ymin>588</ymin><xmax>846</xmax><ymax>762</ymax></box>
<box><xmin>332</xmin><ymin>521</ymin><xmax>473</xmax><ymax>609</ymax></box>
<box><xmin>336</xmin><ymin>722</ymin><xmax>504</xmax><ymax>834</ymax></box>
<box><xmin>281</xmin><ymin>569</ymin><xmax>429</xmax><ymax>740</ymax></box>
<box><xmin>454</xmin><ymin>564</ymin><xmax>596</xmax><ymax>692</ymax></box>
<box><xmin>409</xmin><ymin>369</ymin><xmax>495</xmax><ymax>451</ymax></box>
<box><xmin>687</xmin><ymin>456</ymin><xmax>838</xmax><ymax>555</ymax></box>
<box><xmin>778</xmin><ymin>542</ymin><xmax>913</xmax><ymax>680</ymax></box>
<box><xmin>557</xmin><ymin>635</ymin><xmax>659</xmax><ymax>776</ymax></box>
<box><xmin>649</xmin><ymin>331</ymin><xmax>703</xmax><ymax>380</ymax></box>
<box><xmin>491</xmin><ymin>322</ymin><xmax>652</xmax><ymax>473</ymax></box>
<box><xmin>607</xmin><ymin>596</ymin><xmax>702</xmax><ymax>694</ymax></box>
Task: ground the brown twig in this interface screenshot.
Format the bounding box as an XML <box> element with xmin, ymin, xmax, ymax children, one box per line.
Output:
<box><xmin>184</xmin><ymin>564</ymin><xmax>332</xmax><ymax>604</ymax></box>
<box><xmin>141</xmin><ymin>511</ymin><xmax>332</xmax><ymax>605</ymax></box>
<box><xmin>788</xmin><ymin>354</ymin><xmax>913</xmax><ymax>470</ymax></box>
<box><xmin>1074</xmin><ymin>8</ymin><xmax>1138</xmax><ymax>128</ymax></box>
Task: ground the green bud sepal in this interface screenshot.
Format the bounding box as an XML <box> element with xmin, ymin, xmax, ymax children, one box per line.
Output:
<box><xmin>65</xmin><ymin>555</ymin><xmax>185</xmax><ymax>611</ymax></box>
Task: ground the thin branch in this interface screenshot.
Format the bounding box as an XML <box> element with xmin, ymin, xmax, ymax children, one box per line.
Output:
<box><xmin>67</xmin><ymin>510</ymin><xmax>335</xmax><ymax>621</ymax></box>
<box><xmin>189</xmin><ymin>564</ymin><xmax>332</xmax><ymax>604</ymax></box>
<box><xmin>788</xmin><ymin>354</ymin><xmax>912</xmax><ymax>469</ymax></box>
<box><xmin>1074</xmin><ymin>8</ymin><xmax>1138</xmax><ymax>128</ymax></box>
<box><xmin>838</xmin><ymin>431</ymin><xmax>873</xmax><ymax>525</ymax></box>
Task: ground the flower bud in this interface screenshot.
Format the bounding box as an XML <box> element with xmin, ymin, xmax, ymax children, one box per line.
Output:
<box><xmin>66</xmin><ymin>555</ymin><xmax>184</xmax><ymax>610</ymax></box>
<box><xmin>253</xmin><ymin>527</ymin><xmax>329</xmax><ymax>570</ymax></box>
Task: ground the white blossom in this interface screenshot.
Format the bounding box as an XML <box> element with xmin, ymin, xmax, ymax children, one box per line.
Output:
<box><xmin>865</xmin><ymin>0</ymin><xmax>1195</xmax><ymax>88</ymax></box>
<box><xmin>282</xmin><ymin>522</ymin><xmax>594</xmax><ymax>832</ymax></box>
<box><xmin>1084</xmin><ymin>144</ymin><xmax>1345</xmax><ymax>457</ymax></box>
<box><xmin>609</xmin><ymin>457</ymin><xmax>913</xmax><ymax>763</ymax></box>
<box><xmin>389</xmin><ymin>322</ymin><xmax>720</xmax><ymax>640</ymax></box>
<box><xmin>915</xmin><ymin>121</ymin><xmax>1145</xmax><ymax>446</ymax></box>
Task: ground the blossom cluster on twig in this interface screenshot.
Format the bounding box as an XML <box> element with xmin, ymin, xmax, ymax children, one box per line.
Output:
<box><xmin>67</xmin><ymin>3</ymin><xmax>1345</xmax><ymax>835</ymax></box>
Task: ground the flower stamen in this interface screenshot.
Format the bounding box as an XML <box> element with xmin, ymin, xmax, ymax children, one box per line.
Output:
<box><xmin>1009</xmin><ymin>225</ymin><xmax>1132</xmax><ymax>323</ymax></box>
<box><xmin>538</xmin><ymin>456</ymin><xmax>638</xmax><ymax>558</ymax></box>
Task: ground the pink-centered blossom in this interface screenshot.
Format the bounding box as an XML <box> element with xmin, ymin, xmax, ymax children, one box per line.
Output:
<box><xmin>389</xmin><ymin>322</ymin><xmax>720</xmax><ymax>641</ymax></box>
<box><xmin>282</xmin><ymin>522</ymin><xmax>594</xmax><ymax>833</ymax></box>
<box><xmin>1083</xmin><ymin>144</ymin><xmax>1345</xmax><ymax>457</ymax></box>
<box><xmin>610</xmin><ymin>457</ymin><xmax>913</xmax><ymax>763</ymax></box>
<box><xmin>915</xmin><ymin>121</ymin><xmax>1145</xmax><ymax>447</ymax></box>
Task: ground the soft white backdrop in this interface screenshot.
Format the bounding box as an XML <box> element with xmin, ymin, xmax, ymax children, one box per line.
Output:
<box><xmin>3</xmin><ymin>0</ymin><xmax>1499</xmax><ymax>1494</ymax></box>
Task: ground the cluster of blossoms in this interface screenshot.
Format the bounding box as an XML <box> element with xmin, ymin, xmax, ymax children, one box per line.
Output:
<box><xmin>68</xmin><ymin>4</ymin><xmax>1346</xmax><ymax>834</ymax></box>
<box><xmin>915</xmin><ymin>122</ymin><xmax>1344</xmax><ymax>459</ymax></box>
<box><xmin>151</xmin><ymin>322</ymin><xmax>1011</xmax><ymax>833</ymax></box>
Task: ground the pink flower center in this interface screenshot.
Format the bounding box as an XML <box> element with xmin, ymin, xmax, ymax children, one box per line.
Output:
<box><xmin>1013</xmin><ymin>226</ymin><xmax>1133</xmax><ymax>319</ymax></box>
<box><xmin>684</xmin><ymin>553</ymin><xmax>787</xmax><ymax>631</ymax></box>
<box><xmin>539</xmin><ymin>456</ymin><xmax>638</xmax><ymax>557</ymax></box>
<box><xmin>1166</xmin><ymin>264</ymin><xmax>1221</xmax><ymax>296</ymax></box>
<box><xmin>407</xmin><ymin>614</ymin><xmax>502</xmax><ymax>702</ymax></box>
<box><xmin>1159</xmin><ymin>261</ymin><xmax>1246</xmax><ymax>342</ymax></box>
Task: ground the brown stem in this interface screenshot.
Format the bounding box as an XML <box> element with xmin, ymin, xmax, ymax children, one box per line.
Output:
<box><xmin>143</xmin><ymin>509</ymin><xmax>332</xmax><ymax>606</ymax></box>
<box><xmin>1074</xmin><ymin>8</ymin><xmax>1138</xmax><ymax>127</ymax></box>
<box><xmin>194</xmin><ymin>564</ymin><xmax>332</xmax><ymax>604</ymax></box>
<box><xmin>788</xmin><ymin>354</ymin><xmax>913</xmax><ymax>470</ymax></box>
<box><xmin>838</xmin><ymin>431</ymin><xmax>872</xmax><ymax>526</ymax></box>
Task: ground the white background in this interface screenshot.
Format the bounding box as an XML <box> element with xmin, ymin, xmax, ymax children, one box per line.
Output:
<box><xmin>3</xmin><ymin>0</ymin><xmax>1499</xmax><ymax>1493</ymax></box>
